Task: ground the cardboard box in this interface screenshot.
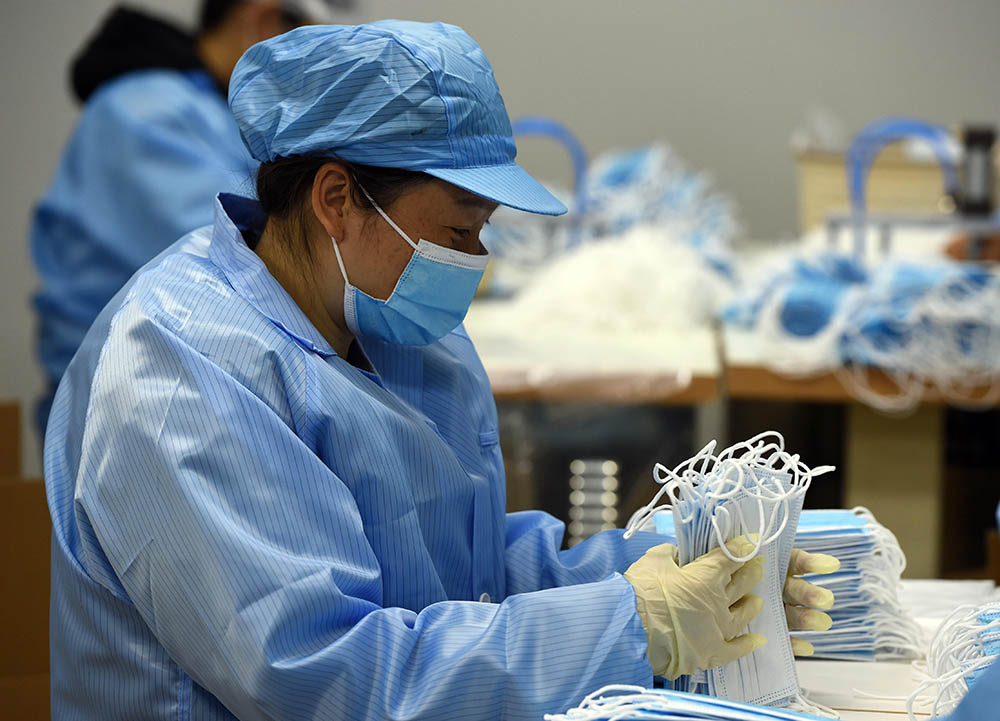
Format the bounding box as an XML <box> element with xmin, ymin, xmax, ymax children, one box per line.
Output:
<box><xmin>0</xmin><ymin>401</ymin><xmax>21</xmax><ymax>477</ymax></box>
<box><xmin>0</xmin><ymin>673</ymin><xmax>49</xmax><ymax>721</ymax></box>
<box><xmin>795</xmin><ymin>144</ymin><xmax>1000</xmax><ymax>233</ymax></box>
<box><xmin>0</xmin><ymin>481</ymin><xmax>50</xmax><ymax>720</ymax></box>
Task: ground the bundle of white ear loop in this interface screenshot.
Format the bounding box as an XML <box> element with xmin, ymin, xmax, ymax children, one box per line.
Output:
<box><xmin>544</xmin><ymin>684</ymin><xmax>831</xmax><ymax>721</ymax></box>
<box><xmin>624</xmin><ymin>432</ymin><xmax>837</xmax><ymax>718</ymax></box>
<box><xmin>624</xmin><ymin>432</ymin><xmax>830</xmax><ymax>555</ymax></box>
<box><xmin>905</xmin><ymin>602</ymin><xmax>1000</xmax><ymax>719</ymax></box>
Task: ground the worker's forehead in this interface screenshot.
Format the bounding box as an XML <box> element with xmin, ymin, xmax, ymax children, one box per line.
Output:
<box><xmin>432</xmin><ymin>180</ymin><xmax>500</xmax><ymax>213</ymax></box>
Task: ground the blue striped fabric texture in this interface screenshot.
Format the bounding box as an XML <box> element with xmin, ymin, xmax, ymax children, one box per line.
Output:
<box><xmin>45</xmin><ymin>193</ymin><xmax>661</xmax><ymax>720</ymax></box>
<box><xmin>229</xmin><ymin>21</ymin><xmax>515</xmax><ymax>168</ymax></box>
<box><xmin>227</xmin><ymin>21</ymin><xmax>567</xmax><ymax>216</ymax></box>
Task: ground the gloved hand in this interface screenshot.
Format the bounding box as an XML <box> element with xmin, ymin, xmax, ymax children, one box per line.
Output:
<box><xmin>624</xmin><ymin>537</ymin><xmax>767</xmax><ymax>680</ymax></box>
<box><xmin>783</xmin><ymin>548</ymin><xmax>840</xmax><ymax>656</ymax></box>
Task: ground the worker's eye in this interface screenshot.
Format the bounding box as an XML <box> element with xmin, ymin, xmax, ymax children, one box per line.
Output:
<box><xmin>450</xmin><ymin>227</ymin><xmax>472</xmax><ymax>238</ymax></box>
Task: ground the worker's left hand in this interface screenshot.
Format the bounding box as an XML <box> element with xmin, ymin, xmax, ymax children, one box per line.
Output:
<box><xmin>783</xmin><ymin>548</ymin><xmax>839</xmax><ymax>657</ymax></box>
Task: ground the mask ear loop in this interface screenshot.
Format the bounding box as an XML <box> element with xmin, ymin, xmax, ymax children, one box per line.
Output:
<box><xmin>908</xmin><ymin>655</ymin><xmax>997</xmax><ymax>720</ymax></box>
<box><xmin>917</xmin><ymin>604</ymin><xmax>1000</xmax><ymax>713</ymax></box>
<box><xmin>652</xmin><ymin>442</ymin><xmax>722</xmax><ymax>534</ymax></box>
<box><xmin>356</xmin><ymin>183</ymin><xmax>420</xmax><ymax>251</ymax></box>
<box><xmin>717</xmin><ymin>431</ymin><xmax>786</xmax><ymax>462</ymax></box>
<box><xmin>624</xmin><ymin>462</ymin><xmax>687</xmax><ymax>538</ymax></box>
<box><xmin>734</xmin><ymin>462</ymin><xmax>798</xmax><ymax>546</ymax></box>
<box><xmin>712</xmin><ymin>493</ymin><xmax>768</xmax><ymax>563</ymax></box>
<box><xmin>329</xmin><ymin>234</ymin><xmax>352</xmax><ymax>285</ymax></box>
<box><xmin>746</xmin><ymin>452</ymin><xmax>816</xmax><ymax>551</ymax></box>
<box><xmin>833</xmin><ymin>493</ymin><xmax>919</xmax><ymax>663</ymax></box>
<box><xmin>704</xmin><ymin>459</ymin><xmax>750</xmax><ymax>500</ymax></box>
<box><xmin>704</xmin><ymin>452</ymin><xmax>790</xmax><ymax>560</ymax></box>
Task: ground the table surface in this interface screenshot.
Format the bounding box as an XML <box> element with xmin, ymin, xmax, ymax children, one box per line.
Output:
<box><xmin>723</xmin><ymin>329</ymin><xmax>1000</xmax><ymax>407</ymax></box>
<box><xmin>465</xmin><ymin>309</ymin><xmax>999</xmax><ymax>408</ymax></box>
<box><xmin>792</xmin><ymin>579</ymin><xmax>1000</xmax><ymax>720</ymax></box>
<box><xmin>797</xmin><ymin>659</ymin><xmax>928</xmax><ymax>720</ymax></box>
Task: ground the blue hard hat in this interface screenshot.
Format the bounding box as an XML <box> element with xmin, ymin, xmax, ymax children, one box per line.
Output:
<box><xmin>229</xmin><ymin>20</ymin><xmax>567</xmax><ymax>216</ymax></box>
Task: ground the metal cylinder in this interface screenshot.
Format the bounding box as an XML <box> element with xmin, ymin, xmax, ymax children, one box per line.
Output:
<box><xmin>566</xmin><ymin>458</ymin><xmax>620</xmax><ymax>547</ymax></box>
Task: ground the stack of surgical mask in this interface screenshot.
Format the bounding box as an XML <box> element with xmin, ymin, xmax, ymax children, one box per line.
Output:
<box><xmin>906</xmin><ymin>602</ymin><xmax>1000</xmax><ymax>719</ymax></box>
<box><xmin>625</xmin><ymin>432</ymin><xmax>834</xmax><ymax>717</ymax></box>
<box><xmin>790</xmin><ymin>507</ymin><xmax>922</xmax><ymax>661</ymax></box>
<box><xmin>652</xmin><ymin>507</ymin><xmax>921</xmax><ymax>662</ymax></box>
<box><xmin>544</xmin><ymin>685</ymin><xmax>829</xmax><ymax>721</ymax></box>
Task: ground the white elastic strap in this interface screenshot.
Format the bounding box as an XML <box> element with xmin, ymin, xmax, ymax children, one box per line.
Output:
<box><xmin>788</xmin><ymin>692</ymin><xmax>840</xmax><ymax>719</ymax></box>
<box><xmin>330</xmin><ymin>235</ymin><xmax>351</xmax><ymax>284</ymax></box>
<box><xmin>358</xmin><ymin>184</ymin><xmax>420</xmax><ymax>251</ymax></box>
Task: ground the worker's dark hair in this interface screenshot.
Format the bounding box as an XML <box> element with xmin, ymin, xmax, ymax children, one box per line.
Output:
<box><xmin>199</xmin><ymin>0</ymin><xmax>246</xmax><ymax>33</ymax></box>
<box><xmin>249</xmin><ymin>155</ymin><xmax>429</xmax><ymax>253</ymax></box>
<box><xmin>199</xmin><ymin>0</ymin><xmax>309</xmax><ymax>33</ymax></box>
<box><xmin>256</xmin><ymin>156</ymin><xmax>429</xmax><ymax>219</ymax></box>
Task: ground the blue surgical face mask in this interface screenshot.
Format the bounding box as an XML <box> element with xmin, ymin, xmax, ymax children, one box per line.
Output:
<box><xmin>330</xmin><ymin>187</ymin><xmax>490</xmax><ymax>346</ymax></box>
<box><xmin>708</xmin><ymin>469</ymin><xmax>805</xmax><ymax>708</ymax></box>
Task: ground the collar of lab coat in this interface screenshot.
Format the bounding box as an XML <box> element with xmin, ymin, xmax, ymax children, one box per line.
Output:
<box><xmin>208</xmin><ymin>193</ymin><xmax>340</xmax><ymax>359</ymax></box>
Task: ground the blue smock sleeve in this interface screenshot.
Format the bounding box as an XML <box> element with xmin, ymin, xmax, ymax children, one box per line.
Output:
<box><xmin>80</xmin><ymin>314</ymin><xmax>652</xmax><ymax>721</ymax></box>
<box><xmin>505</xmin><ymin>511</ymin><xmax>666</xmax><ymax>595</ymax></box>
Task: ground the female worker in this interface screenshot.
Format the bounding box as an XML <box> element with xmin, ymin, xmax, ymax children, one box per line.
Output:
<box><xmin>45</xmin><ymin>21</ymin><xmax>837</xmax><ymax>721</ymax></box>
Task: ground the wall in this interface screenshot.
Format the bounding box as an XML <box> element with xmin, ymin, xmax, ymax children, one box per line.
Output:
<box><xmin>3</xmin><ymin>0</ymin><xmax>1000</xmax><ymax>475</ymax></box>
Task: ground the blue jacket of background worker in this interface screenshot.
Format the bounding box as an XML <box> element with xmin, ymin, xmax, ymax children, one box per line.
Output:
<box><xmin>29</xmin><ymin>8</ymin><xmax>255</xmax><ymax>437</ymax></box>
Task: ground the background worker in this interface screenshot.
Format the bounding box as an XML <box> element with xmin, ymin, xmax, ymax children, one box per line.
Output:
<box><xmin>29</xmin><ymin>0</ymin><xmax>357</xmax><ymax>438</ymax></box>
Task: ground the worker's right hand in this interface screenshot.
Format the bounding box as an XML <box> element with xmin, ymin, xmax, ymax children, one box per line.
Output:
<box><xmin>624</xmin><ymin>538</ymin><xmax>767</xmax><ymax>680</ymax></box>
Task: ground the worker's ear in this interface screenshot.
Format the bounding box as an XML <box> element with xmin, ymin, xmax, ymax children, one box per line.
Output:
<box><xmin>311</xmin><ymin>163</ymin><xmax>354</xmax><ymax>242</ymax></box>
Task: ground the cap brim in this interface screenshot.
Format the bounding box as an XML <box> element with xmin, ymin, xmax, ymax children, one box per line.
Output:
<box><xmin>423</xmin><ymin>163</ymin><xmax>568</xmax><ymax>216</ymax></box>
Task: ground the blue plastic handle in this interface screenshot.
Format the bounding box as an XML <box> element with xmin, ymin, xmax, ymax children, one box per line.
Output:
<box><xmin>511</xmin><ymin>116</ymin><xmax>589</xmax><ymax>220</ymax></box>
<box><xmin>846</xmin><ymin>117</ymin><xmax>959</xmax><ymax>256</ymax></box>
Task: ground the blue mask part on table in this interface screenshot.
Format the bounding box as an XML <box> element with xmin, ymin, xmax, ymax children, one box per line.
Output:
<box><xmin>967</xmin><ymin>609</ymin><xmax>1000</xmax><ymax>687</ymax></box>
<box><xmin>721</xmin><ymin>229</ymin><xmax>1000</xmax><ymax>414</ymax></box>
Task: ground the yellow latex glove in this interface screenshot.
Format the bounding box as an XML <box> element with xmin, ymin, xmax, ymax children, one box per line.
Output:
<box><xmin>783</xmin><ymin>548</ymin><xmax>840</xmax><ymax>657</ymax></box>
<box><xmin>624</xmin><ymin>537</ymin><xmax>767</xmax><ymax>680</ymax></box>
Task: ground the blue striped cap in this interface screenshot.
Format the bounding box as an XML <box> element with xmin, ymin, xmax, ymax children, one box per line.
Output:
<box><xmin>229</xmin><ymin>21</ymin><xmax>567</xmax><ymax>215</ymax></box>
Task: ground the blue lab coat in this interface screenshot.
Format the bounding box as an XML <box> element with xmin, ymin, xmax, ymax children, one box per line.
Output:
<box><xmin>45</xmin><ymin>194</ymin><xmax>659</xmax><ymax>720</ymax></box>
